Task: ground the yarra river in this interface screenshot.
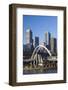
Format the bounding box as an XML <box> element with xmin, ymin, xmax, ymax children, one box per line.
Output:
<box><xmin>23</xmin><ymin>68</ymin><xmax>57</xmax><ymax>75</ymax></box>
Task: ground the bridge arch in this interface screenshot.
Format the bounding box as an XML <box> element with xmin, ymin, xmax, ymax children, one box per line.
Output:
<box><xmin>31</xmin><ymin>45</ymin><xmax>51</xmax><ymax>59</ymax></box>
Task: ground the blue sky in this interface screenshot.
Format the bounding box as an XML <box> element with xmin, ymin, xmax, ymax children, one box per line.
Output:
<box><xmin>23</xmin><ymin>15</ymin><xmax>57</xmax><ymax>44</ymax></box>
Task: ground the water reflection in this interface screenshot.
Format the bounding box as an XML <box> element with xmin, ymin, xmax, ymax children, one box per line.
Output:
<box><xmin>23</xmin><ymin>68</ymin><xmax>57</xmax><ymax>75</ymax></box>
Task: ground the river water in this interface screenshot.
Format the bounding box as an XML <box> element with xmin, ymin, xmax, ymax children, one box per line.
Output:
<box><xmin>23</xmin><ymin>68</ymin><xmax>57</xmax><ymax>75</ymax></box>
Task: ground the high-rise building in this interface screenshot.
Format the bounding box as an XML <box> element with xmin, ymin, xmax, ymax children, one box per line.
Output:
<box><xmin>35</xmin><ymin>36</ymin><xmax>39</xmax><ymax>47</ymax></box>
<box><xmin>45</xmin><ymin>32</ymin><xmax>51</xmax><ymax>50</ymax></box>
<box><xmin>50</xmin><ymin>37</ymin><xmax>57</xmax><ymax>54</ymax></box>
<box><xmin>26</xmin><ymin>28</ymin><xmax>33</xmax><ymax>45</ymax></box>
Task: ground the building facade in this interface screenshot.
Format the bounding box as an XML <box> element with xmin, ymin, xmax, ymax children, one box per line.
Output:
<box><xmin>35</xmin><ymin>36</ymin><xmax>39</xmax><ymax>48</ymax></box>
<box><xmin>26</xmin><ymin>28</ymin><xmax>33</xmax><ymax>45</ymax></box>
<box><xmin>50</xmin><ymin>37</ymin><xmax>57</xmax><ymax>55</ymax></box>
<box><xmin>45</xmin><ymin>32</ymin><xmax>51</xmax><ymax>50</ymax></box>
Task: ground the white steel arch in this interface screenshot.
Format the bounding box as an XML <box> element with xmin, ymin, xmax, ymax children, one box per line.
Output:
<box><xmin>31</xmin><ymin>45</ymin><xmax>51</xmax><ymax>59</ymax></box>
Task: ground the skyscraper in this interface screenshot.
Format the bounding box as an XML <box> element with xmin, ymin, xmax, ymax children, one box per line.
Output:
<box><xmin>50</xmin><ymin>37</ymin><xmax>57</xmax><ymax>54</ymax></box>
<box><xmin>35</xmin><ymin>36</ymin><xmax>39</xmax><ymax>47</ymax></box>
<box><xmin>26</xmin><ymin>28</ymin><xmax>33</xmax><ymax>45</ymax></box>
<box><xmin>45</xmin><ymin>32</ymin><xmax>51</xmax><ymax>50</ymax></box>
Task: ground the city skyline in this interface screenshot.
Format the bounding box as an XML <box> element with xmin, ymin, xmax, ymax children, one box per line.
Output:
<box><xmin>23</xmin><ymin>15</ymin><xmax>57</xmax><ymax>44</ymax></box>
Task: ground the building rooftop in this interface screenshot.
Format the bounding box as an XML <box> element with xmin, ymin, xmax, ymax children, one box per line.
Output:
<box><xmin>26</xmin><ymin>28</ymin><xmax>31</xmax><ymax>32</ymax></box>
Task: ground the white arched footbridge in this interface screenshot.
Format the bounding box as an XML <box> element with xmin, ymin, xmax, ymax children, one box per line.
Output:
<box><xmin>23</xmin><ymin>45</ymin><xmax>52</xmax><ymax>67</ymax></box>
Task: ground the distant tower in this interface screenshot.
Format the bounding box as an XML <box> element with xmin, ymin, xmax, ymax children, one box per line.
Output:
<box><xmin>35</xmin><ymin>36</ymin><xmax>39</xmax><ymax>47</ymax></box>
<box><xmin>26</xmin><ymin>28</ymin><xmax>33</xmax><ymax>45</ymax></box>
<box><xmin>45</xmin><ymin>32</ymin><xmax>51</xmax><ymax>50</ymax></box>
<box><xmin>50</xmin><ymin>37</ymin><xmax>57</xmax><ymax>54</ymax></box>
